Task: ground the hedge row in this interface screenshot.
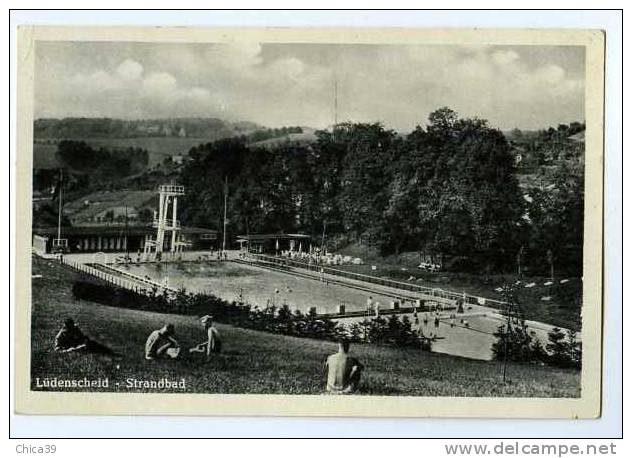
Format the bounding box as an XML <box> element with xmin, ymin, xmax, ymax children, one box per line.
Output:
<box><xmin>71</xmin><ymin>280</ymin><xmax>432</xmax><ymax>350</ymax></box>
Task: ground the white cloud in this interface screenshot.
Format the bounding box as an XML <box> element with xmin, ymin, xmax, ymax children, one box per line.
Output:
<box><xmin>188</xmin><ymin>87</ymin><xmax>212</xmax><ymax>99</ymax></box>
<box><xmin>269</xmin><ymin>57</ymin><xmax>305</xmax><ymax>81</ymax></box>
<box><xmin>68</xmin><ymin>70</ymin><xmax>120</xmax><ymax>92</ymax></box>
<box><xmin>116</xmin><ymin>59</ymin><xmax>143</xmax><ymax>80</ymax></box>
<box><xmin>534</xmin><ymin>64</ymin><xmax>567</xmax><ymax>84</ymax></box>
<box><xmin>142</xmin><ymin>72</ymin><xmax>177</xmax><ymax>94</ymax></box>
<box><xmin>34</xmin><ymin>43</ymin><xmax>585</xmax><ymax>130</ymax></box>
<box><xmin>204</xmin><ymin>42</ymin><xmax>263</xmax><ymax>70</ymax></box>
<box><xmin>492</xmin><ymin>50</ymin><xmax>520</xmax><ymax>66</ymax></box>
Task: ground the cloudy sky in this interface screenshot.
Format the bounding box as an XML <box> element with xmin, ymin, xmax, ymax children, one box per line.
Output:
<box><xmin>34</xmin><ymin>41</ymin><xmax>585</xmax><ymax>132</ymax></box>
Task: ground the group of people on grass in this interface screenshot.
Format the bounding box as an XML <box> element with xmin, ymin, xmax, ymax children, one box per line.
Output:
<box><xmin>54</xmin><ymin>317</ymin><xmax>364</xmax><ymax>394</ymax></box>
<box><xmin>144</xmin><ymin>315</ymin><xmax>221</xmax><ymax>361</ymax></box>
<box><xmin>54</xmin><ymin>316</ymin><xmax>221</xmax><ymax>361</ymax></box>
<box><xmin>54</xmin><ymin>318</ymin><xmax>120</xmax><ymax>356</ymax></box>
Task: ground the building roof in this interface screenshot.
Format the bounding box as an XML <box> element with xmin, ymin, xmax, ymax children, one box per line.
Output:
<box><xmin>33</xmin><ymin>224</ymin><xmax>217</xmax><ymax>237</ymax></box>
<box><xmin>237</xmin><ymin>233</ymin><xmax>311</xmax><ymax>241</ymax></box>
<box><xmin>182</xmin><ymin>227</ymin><xmax>219</xmax><ymax>235</ymax></box>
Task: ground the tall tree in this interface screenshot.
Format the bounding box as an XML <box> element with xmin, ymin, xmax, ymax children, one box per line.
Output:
<box><xmin>402</xmin><ymin>108</ymin><xmax>524</xmax><ymax>271</ymax></box>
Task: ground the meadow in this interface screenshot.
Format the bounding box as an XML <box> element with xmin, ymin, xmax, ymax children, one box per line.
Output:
<box><xmin>30</xmin><ymin>256</ymin><xmax>580</xmax><ymax>396</ymax></box>
<box><xmin>33</xmin><ymin>137</ymin><xmax>213</xmax><ymax>169</ymax></box>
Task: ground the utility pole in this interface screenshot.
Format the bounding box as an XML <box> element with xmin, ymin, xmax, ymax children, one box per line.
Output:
<box><xmin>546</xmin><ymin>249</ymin><xmax>555</xmax><ymax>280</ymax></box>
<box><xmin>321</xmin><ymin>221</ymin><xmax>327</xmax><ymax>254</ymax></box>
<box><xmin>125</xmin><ymin>205</ymin><xmax>129</xmax><ymax>259</ymax></box>
<box><xmin>499</xmin><ymin>283</ymin><xmax>522</xmax><ymax>384</ymax></box>
<box><xmin>333</xmin><ymin>78</ymin><xmax>338</xmax><ymax>141</ymax></box>
<box><xmin>502</xmin><ymin>298</ymin><xmax>511</xmax><ymax>383</ymax></box>
<box><xmin>57</xmin><ymin>168</ymin><xmax>63</xmax><ymax>242</ymax></box>
<box><xmin>222</xmin><ymin>176</ymin><xmax>228</xmax><ymax>254</ymax></box>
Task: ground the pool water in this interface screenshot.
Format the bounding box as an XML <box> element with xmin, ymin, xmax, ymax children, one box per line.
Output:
<box><xmin>123</xmin><ymin>261</ymin><xmax>561</xmax><ymax>361</ymax></box>
<box><xmin>124</xmin><ymin>261</ymin><xmax>396</xmax><ymax>315</ymax></box>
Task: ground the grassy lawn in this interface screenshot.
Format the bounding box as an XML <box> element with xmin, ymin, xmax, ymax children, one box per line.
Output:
<box><xmin>30</xmin><ymin>256</ymin><xmax>580</xmax><ymax>397</ymax></box>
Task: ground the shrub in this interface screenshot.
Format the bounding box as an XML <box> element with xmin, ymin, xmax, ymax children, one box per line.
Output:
<box><xmin>491</xmin><ymin>323</ymin><xmax>543</xmax><ymax>363</ymax></box>
<box><xmin>546</xmin><ymin>327</ymin><xmax>582</xmax><ymax>369</ymax></box>
<box><xmin>490</xmin><ymin>283</ymin><xmax>547</xmax><ymax>364</ymax></box>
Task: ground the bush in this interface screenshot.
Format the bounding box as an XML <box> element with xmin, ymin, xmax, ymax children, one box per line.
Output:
<box><xmin>491</xmin><ymin>321</ymin><xmax>581</xmax><ymax>369</ymax></box>
<box><xmin>343</xmin><ymin>315</ymin><xmax>431</xmax><ymax>350</ymax></box>
<box><xmin>491</xmin><ymin>323</ymin><xmax>544</xmax><ymax>363</ymax></box>
<box><xmin>490</xmin><ymin>283</ymin><xmax>548</xmax><ymax>365</ymax></box>
<box><xmin>546</xmin><ymin>327</ymin><xmax>582</xmax><ymax>369</ymax></box>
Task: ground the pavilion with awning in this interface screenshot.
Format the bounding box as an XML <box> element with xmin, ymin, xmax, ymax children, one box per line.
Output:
<box><xmin>236</xmin><ymin>233</ymin><xmax>311</xmax><ymax>254</ymax></box>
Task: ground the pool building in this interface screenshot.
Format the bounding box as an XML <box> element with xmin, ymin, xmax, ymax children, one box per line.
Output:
<box><xmin>32</xmin><ymin>224</ymin><xmax>218</xmax><ymax>255</ymax></box>
<box><xmin>236</xmin><ymin>233</ymin><xmax>312</xmax><ymax>254</ymax></box>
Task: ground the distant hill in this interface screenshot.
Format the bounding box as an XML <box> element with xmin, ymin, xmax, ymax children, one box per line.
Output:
<box><xmin>248</xmin><ymin>127</ymin><xmax>318</xmax><ymax>148</ymax></box>
<box><xmin>32</xmin><ymin>118</ymin><xmax>320</xmax><ymax>169</ymax></box>
<box><xmin>34</xmin><ymin>117</ymin><xmax>264</xmax><ymax>139</ymax></box>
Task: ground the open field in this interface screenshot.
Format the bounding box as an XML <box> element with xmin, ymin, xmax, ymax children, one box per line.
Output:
<box><xmin>31</xmin><ymin>256</ymin><xmax>580</xmax><ymax>396</ymax></box>
<box><xmin>63</xmin><ymin>190</ymin><xmax>156</xmax><ymax>224</ymax></box>
<box><xmin>34</xmin><ymin>137</ymin><xmax>213</xmax><ymax>169</ymax></box>
<box><xmin>34</xmin><ymin>132</ymin><xmax>318</xmax><ymax>170</ymax></box>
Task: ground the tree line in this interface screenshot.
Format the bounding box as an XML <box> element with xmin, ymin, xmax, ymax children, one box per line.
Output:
<box><xmin>180</xmin><ymin>107</ymin><xmax>584</xmax><ymax>277</ymax></box>
<box><xmin>33</xmin><ymin>117</ymin><xmax>261</xmax><ymax>139</ymax></box>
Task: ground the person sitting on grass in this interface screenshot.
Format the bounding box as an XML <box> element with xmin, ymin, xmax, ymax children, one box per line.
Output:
<box><xmin>145</xmin><ymin>323</ymin><xmax>180</xmax><ymax>360</ymax></box>
<box><xmin>324</xmin><ymin>339</ymin><xmax>364</xmax><ymax>394</ymax></box>
<box><xmin>189</xmin><ymin>315</ymin><xmax>222</xmax><ymax>359</ymax></box>
<box><xmin>54</xmin><ymin>318</ymin><xmax>119</xmax><ymax>356</ymax></box>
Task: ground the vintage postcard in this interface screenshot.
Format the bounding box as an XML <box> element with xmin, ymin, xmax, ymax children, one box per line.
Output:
<box><xmin>14</xmin><ymin>26</ymin><xmax>604</xmax><ymax>417</ymax></box>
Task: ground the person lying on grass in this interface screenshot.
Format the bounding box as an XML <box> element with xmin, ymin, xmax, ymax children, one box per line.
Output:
<box><xmin>189</xmin><ymin>315</ymin><xmax>222</xmax><ymax>360</ymax></box>
<box><xmin>145</xmin><ymin>323</ymin><xmax>180</xmax><ymax>360</ymax></box>
<box><xmin>54</xmin><ymin>318</ymin><xmax>120</xmax><ymax>356</ymax></box>
<box><xmin>324</xmin><ymin>339</ymin><xmax>364</xmax><ymax>394</ymax></box>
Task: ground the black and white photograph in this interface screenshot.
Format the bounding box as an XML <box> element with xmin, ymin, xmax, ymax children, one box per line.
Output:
<box><xmin>14</xmin><ymin>26</ymin><xmax>605</xmax><ymax>417</ymax></box>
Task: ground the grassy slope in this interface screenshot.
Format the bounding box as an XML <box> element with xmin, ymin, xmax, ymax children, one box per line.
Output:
<box><xmin>63</xmin><ymin>190</ymin><xmax>157</xmax><ymax>223</ymax></box>
<box><xmin>335</xmin><ymin>243</ymin><xmax>582</xmax><ymax>330</ymax></box>
<box><xmin>30</xmin><ymin>256</ymin><xmax>580</xmax><ymax>397</ymax></box>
